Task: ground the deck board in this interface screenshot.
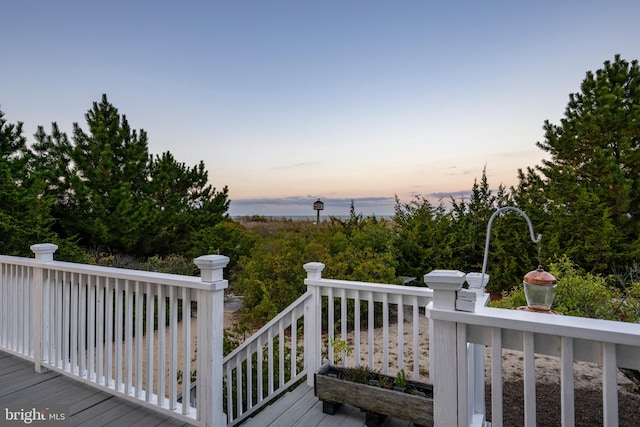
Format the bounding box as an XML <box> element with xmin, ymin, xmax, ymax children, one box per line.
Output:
<box><xmin>0</xmin><ymin>352</ymin><xmax>194</xmax><ymax>426</ymax></box>
<box><xmin>241</xmin><ymin>383</ymin><xmax>414</xmax><ymax>427</ymax></box>
<box><xmin>1</xmin><ymin>351</ymin><xmax>418</xmax><ymax>426</ymax></box>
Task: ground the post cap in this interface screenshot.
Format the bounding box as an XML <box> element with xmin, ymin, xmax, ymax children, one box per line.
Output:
<box><xmin>194</xmin><ymin>255</ymin><xmax>230</xmax><ymax>282</ymax></box>
<box><xmin>30</xmin><ymin>243</ymin><xmax>58</xmax><ymax>262</ymax></box>
<box><xmin>465</xmin><ymin>272</ymin><xmax>490</xmax><ymax>288</ymax></box>
<box><xmin>424</xmin><ymin>269</ymin><xmax>467</xmax><ymax>290</ymax></box>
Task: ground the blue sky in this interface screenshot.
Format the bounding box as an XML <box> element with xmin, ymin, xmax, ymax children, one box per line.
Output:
<box><xmin>2</xmin><ymin>1</ymin><xmax>639</xmax><ymax>216</ymax></box>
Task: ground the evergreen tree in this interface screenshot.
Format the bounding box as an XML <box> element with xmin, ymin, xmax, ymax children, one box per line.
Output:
<box><xmin>393</xmin><ymin>195</ymin><xmax>453</xmax><ymax>281</ymax></box>
<box><xmin>522</xmin><ymin>55</ymin><xmax>639</xmax><ymax>270</ymax></box>
<box><xmin>0</xmin><ymin>110</ymin><xmax>35</xmax><ymax>254</ymax></box>
<box><xmin>59</xmin><ymin>94</ymin><xmax>155</xmax><ymax>253</ymax></box>
<box><xmin>0</xmin><ymin>110</ymin><xmax>81</xmax><ymax>259</ymax></box>
<box><xmin>0</xmin><ymin>110</ymin><xmax>29</xmax><ymax>173</ymax></box>
<box><xmin>32</xmin><ymin>94</ymin><xmax>230</xmax><ymax>257</ymax></box>
<box><xmin>31</xmin><ymin>123</ymin><xmax>75</xmax><ymax>222</ymax></box>
<box><xmin>147</xmin><ymin>152</ymin><xmax>230</xmax><ymax>255</ymax></box>
<box><xmin>449</xmin><ymin>168</ymin><xmax>499</xmax><ymax>273</ymax></box>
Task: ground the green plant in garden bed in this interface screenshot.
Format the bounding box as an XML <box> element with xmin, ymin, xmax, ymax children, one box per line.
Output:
<box><xmin>315</xmin><ymin>363</ymin><xmax>433</xmax><ymax>426</ymax></box>
<box><xmin>319</xmin><ymin>364</ymin><xmax>432</xmax><ymax>397</ymax></box>
<box><xmin>395</xmin><ymin>369</ymin><xmax>407</xmax><ymax>390</ymax></box>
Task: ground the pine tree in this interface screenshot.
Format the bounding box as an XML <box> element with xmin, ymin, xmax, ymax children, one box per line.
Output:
<box><xmin>146</xmin><ymin>152</ymin><xmax>229</xmax><ymax>255</ymax></box>
<box><xmin>449</xmin><ymin>167</ymin><xmax>499</xmax><ymax>273</ymax></box>
<box><xmin>393</xmin><ymin>195</ymin><xmax>453</xmax><ymax>281</ymax></box>
<box><xmin>55</xmin><ymin>94</ymin><xmax>155</xmax><ymax>253</ymax></box>
<box><xmin>0</xmin><ymin>111</ymin><xmax>69</xmax><ymax>256</ymax></box>
<box><xmin>527</xmin><ymin>55</ymin><xmax>639</xmax><ymax>270</ymax></box>
<box><xmin>32</xmin><ymin>94</ymin><xmax>230</xmax><ymax>257</ymax></box>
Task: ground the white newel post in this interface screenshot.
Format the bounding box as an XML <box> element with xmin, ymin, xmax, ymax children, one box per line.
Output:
<box><xmin>30</xmin><ymin>243</ymin><xmax>58</xmax><ymax>373</ymax></box>
<box><xmin>194</xmin><ymin>255</ymin><xmax>230</xmax><ymax>427</ymax></box>
<box><xmin>424</xmin><ymin>269</ymin><xmax>467</xmax><ymax>427</ymax></box>
<box><xmin>303</xmin><ymin>262</ymin><xmax>324</xmax><ymax>387</ymax></box>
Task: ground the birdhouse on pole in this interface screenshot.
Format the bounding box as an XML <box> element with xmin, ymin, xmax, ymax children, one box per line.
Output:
<box><xmin>313</xmin><ymin>198</ymin><xmax>324</xmax><ymax>230</ymax></box>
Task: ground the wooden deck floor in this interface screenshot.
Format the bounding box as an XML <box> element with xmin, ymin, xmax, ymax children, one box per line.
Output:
<box><xmin>1</xmin><ymin>350</ymin><xmax>415</xmax><ymax>426</ymax></box>
<box><xmin>241</xmin><ymin>383</ymin><xmax>414</xmax><ymax>427</ymax></box>
<box><xmin>0</xmin><ymin>351</ymin><xmax>194</xmax><ymax>427</ymax></box>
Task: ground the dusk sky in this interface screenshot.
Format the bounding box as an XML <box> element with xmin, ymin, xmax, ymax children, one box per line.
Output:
<box><xmin>2</xmin><ymin>1</ymin><xmax>639</xmax><ymax>216</ymax></box>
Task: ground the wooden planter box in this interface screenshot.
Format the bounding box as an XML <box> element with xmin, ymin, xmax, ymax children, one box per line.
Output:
<box><xmin>314</xmin><ymin>364</ymin><xmax>434</xmax><ymax>427</ymax></box>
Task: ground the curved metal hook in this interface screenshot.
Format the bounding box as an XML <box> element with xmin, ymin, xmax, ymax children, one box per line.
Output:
<box><xmin>480</xmin><ymin>206</ymin><xmax>541</xmax><ymax>286</ymax></box>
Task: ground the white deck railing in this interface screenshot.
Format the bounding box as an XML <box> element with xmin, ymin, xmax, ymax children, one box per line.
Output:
<box><xmin>221</xmin><ymin>262</ymin><xmax>434</xmax><ymax>425</ymax></box>
<box><xmin>0</xmin><ymin>244</ymin><xmax>229</xmax><ymax>426</ymax></box>
<box><xmin>3</xmin><ymin>246</ymin><xmax>640</xmax><ymax>427</ymax></box>
<box><xmin>222</xmin><ymin>292</ymin><xmax>310</xmax><ymax>425</ymax></box>
<box><xmin>425</xmin><ymin>269</ymin><xmax>640</xmax><ymax>427</ymax></box>
<box><xmin>303</xmin><ymin>262</ymin><xmax>433</xmax><ymax>381</ymax></box>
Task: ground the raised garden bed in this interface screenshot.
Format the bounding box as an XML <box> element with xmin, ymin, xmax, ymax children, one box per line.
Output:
<box><xmin>314</xmin><ymin>364</ymin><xmax>433</xmax><ymax>427</ymax></box>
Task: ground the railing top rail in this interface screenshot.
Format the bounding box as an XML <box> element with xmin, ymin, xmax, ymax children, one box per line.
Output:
<box><xmin>428</xmin><ymin>303</ymin><xmax>640</xmax><ymax>347</ymax></box>
<box><xmin>0</xmin><ymin>255</ymin><xmax>39</xmax><ymax>267</ymax></box>
<box><xmin>0</xmin><ymin>255</ymin><xmax>207</xmax><ymax>290</ymax></box>
<box><xmin>305</xmin><ymin>277</ymin><xmax>434</xmax><ymax>298</ymax></box>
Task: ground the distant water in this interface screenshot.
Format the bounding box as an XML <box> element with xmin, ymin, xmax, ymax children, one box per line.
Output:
<box><xmin>227</xmin><ymin>196</ymin><xmax>397</xmax><ymax>218</ymax></box>
<box><xmin>231</xmin><ymin>214</ymin><xmax>394</xmax><ymax>222</ymax></box>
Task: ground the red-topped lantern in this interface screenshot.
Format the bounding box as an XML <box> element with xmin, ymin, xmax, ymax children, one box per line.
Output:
<box><xmin>523</xmin><ymin>266</ymin><xmax>557</xmax><ymax>311</ymax></box>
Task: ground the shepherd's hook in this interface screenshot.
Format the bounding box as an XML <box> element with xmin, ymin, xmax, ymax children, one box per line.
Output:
<box><xmin>481</xmin><ymin>206</ymin><xmax>541</xmax><ymax>287</ymax></box>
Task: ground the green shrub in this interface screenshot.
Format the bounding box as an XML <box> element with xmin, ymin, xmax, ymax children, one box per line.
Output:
<box><xmin>489</xmin><ymin>256</ymin><xmax>620</xmax><ymax>319</ymax></box>
<box><xmin>235</xmin><ymin>211</ymin><xmax>399</xmax><ymax>326</ymax></box>
<box><xmin>550</xmin><ymin>256</ymin><xmax>620</xmax><ymax>319</ymax></box>
<box><xmin>143</xmin><ymin>254</ymin><xmax>198</xmax><ymax>276</ymax></box>
<box><xmin>490</xmin><ymin>283</ymin><xmax>527</xmax><ymax>309</ymax></box>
